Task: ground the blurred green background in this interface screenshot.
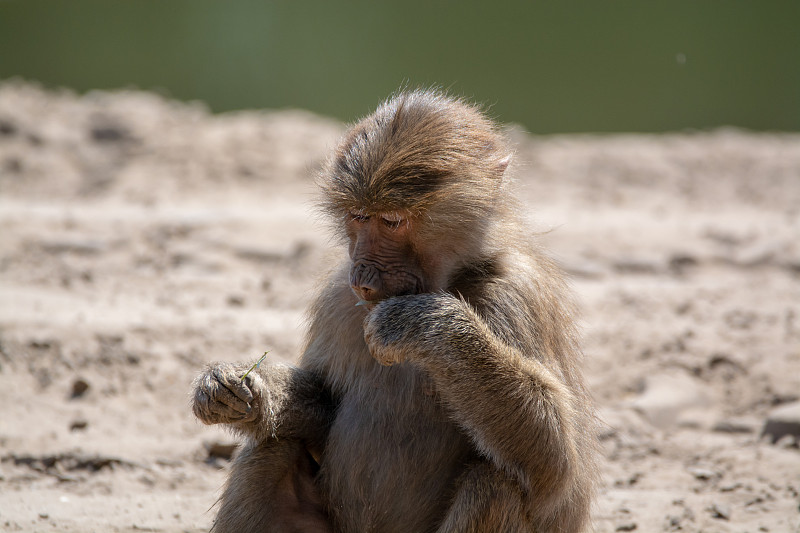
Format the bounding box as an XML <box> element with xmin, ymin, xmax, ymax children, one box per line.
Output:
<box><xmin>1</xmin><ymin>0</ymin><xmax>798</xmax><ymax>133</ymax></box>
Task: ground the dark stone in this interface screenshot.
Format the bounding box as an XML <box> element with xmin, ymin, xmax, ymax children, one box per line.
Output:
<box><xmin>762</xmin><ymin>401</ymin><xmax>800</xmax><ymax>444</ymax></box>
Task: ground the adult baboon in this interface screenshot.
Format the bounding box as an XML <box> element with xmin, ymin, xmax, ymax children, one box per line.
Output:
<box><xmin>192</xmin><ymin>90</ymin><xmax>598</xmax><ymax>532</ymax></box>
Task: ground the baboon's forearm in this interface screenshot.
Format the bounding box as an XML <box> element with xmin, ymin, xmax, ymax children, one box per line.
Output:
<box><xmin>415</xmin><ymin>317</ymin><xmax>579</xmax><ymax>497</ymax></box>
<box><xmin>367</xmin><ymin>292</ymin><xmax>580</xmax><ymax>486</ymax></box>
<box><xmin>232</xmin><ymin>364</ymin><xmax>336</xmax><ymax>446</ymax></box>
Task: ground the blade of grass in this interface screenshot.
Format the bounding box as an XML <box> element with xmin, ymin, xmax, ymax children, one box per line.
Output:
<box><xmin>241</xmin><ymin>351</ymin><xmax>269</xmax><ymax>381</ymax></box>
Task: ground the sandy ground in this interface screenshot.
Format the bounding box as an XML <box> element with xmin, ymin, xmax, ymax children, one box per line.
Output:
<box><xmin>0</xmin><ymin>81</ymin><xmax>798</xmax><ymax>532</ymax></box>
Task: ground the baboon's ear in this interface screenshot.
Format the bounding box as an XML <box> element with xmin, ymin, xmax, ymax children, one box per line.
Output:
<box><xmin>496</xmin><ymin>154</ymin><xmax>512</xmax><ymax>177</ymax></box>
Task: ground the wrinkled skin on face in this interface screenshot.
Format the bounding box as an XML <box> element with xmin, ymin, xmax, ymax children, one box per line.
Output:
<box><xmin>346</xmin><ymin>210</ymin><xmax>437</xmax><ymax>304</ymax></box>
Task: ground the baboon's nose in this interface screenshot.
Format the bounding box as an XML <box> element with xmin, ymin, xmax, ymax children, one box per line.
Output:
<box><xmin>352</xmin><ymin>280</ymin><xmax>382</xmax><ymax>303</ymax></box>
<box><xmin>350</xmin><ymin>263</ymin><xmax>383</xmax><ymax>303</ymax></box>
<box><xmin>354</xmin><ymin>286</ymin><xmax>376</xmax><ymax>302</ymax></box>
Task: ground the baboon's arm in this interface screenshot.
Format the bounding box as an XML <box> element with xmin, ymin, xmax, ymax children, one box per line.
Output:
<box><xmin>193</xmin><ymin>362</ymin><xmax>336</xmax><ymax>449</ymax></box>
<box><xmin>364</xmin><ymin>292</ymin><xmax>580</xmax><ymax>497</ymax></box>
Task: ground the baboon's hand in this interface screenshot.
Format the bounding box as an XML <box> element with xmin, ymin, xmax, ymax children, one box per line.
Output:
<box><xmin>192</xmin><ymin>362</ymin><xmax>263</xmax><ymax>425</ymax></box>
<box><xmin>365</xmin><ymin>293</ymin><xmax>462</xmax><ymax>366</ymax></box>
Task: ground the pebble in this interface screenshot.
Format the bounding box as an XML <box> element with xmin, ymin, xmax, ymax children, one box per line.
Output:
<box><xmin>687</xmin><ymin>467</ymin><xmax>718</xmax><ymax>481</ymax></box>
<box><xmin>226</xmin><ymin>294</ymin><xmax>246</xmax><ymax>307</ymax></box>
<box><xmin>666</xmin><ymin>515</ymin><xmax>682</xmax><ymax>529</ymax></box>
<box><xmin>70</xmin><ymin>378</ymin><xmax>90</xmax><ymax>399</ymax></box>
<box><xmin>774</xmin><ymin>434</ymin><xmax>797</xmax><ymax>448</ymax></box>
<box><xmin>69</xmin><ymin>419</ymin><xmax>89</xmax><ymax>431</ymax></box>
<box><xmin>709</xmin><ymin>502</ymin><xmax>731</xmax><ymax>520</ymax></box>
<box><xmin>40</xmin><ymin>239</ymin><xmax>106</xmax><ymax>255</ymax></box>
<box><xmin>205</xmin><ymin>441</ymin><xmax>238</xmax><ymax>461</ymax></box>
<box><xmin>712</xmin><ymin>418</ymin><xmax>756</xmax><ymax>434</ymax></box>
<box><xmin>762</xmin><ymin>401</ymin><xmax>800</xmax><ymax>444</ymax></box>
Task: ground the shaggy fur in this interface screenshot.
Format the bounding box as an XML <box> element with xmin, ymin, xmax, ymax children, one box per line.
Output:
<box><xmin>192</xmin><ymin>89</ymin><xmax>599</xmax><ymax>532</ymax></box>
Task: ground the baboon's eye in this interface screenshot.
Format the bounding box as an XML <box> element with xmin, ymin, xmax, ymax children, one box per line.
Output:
<box><xmin>349</xmin><ymin>210</ymin><xmax>370</xmax><ymax>223</ymax></box>
<box><xmin>380</xmin><ymin>212</ymin><xmax>405</xmax><ymax>230</ymax></box>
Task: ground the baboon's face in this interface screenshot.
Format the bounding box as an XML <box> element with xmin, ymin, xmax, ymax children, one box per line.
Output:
<box><xmin>346</xmin><ymin>209</ymin><xmax>430</xmax><ymax>304</ymax></box>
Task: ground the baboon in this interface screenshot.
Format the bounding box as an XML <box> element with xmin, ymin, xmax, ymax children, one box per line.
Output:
<box><xmin>192</xmin><ymin>90</ymin><xmax>598</xmax><ymax>533</ymax></box>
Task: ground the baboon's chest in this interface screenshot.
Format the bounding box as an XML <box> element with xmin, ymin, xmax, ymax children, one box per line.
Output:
<box><xmin>320</xmin><ymin>366</ymin><xmax>472</xmax><ymax>533</ymax></box>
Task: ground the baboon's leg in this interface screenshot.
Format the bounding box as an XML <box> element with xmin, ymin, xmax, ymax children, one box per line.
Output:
<box><xmin>435</xmin><ymin>462</ymin><xmax>530</xmax><ymax>533</ymax></box>
<box><xmin>213</xmin><ymin>440</ymin><xmax>333</xmax><ymax>533</ymax></box>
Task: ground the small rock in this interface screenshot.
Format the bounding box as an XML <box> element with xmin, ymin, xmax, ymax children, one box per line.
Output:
<box><xmin>669</xmin><ymin>253</ymin><xmax>698</xmax><ymax>275</ymax></box>
<box><xmin>89</xmin><ymin>123</ymin><xmax>131</xmax><ymax>143</ymax></box>
<box><xmin>40</xmin><ymin>240</ymin><xmax>106</xmax><ymax>255</ymax></box>
<box><xmin>688</xmin><ymin>467</ymin><xmax>718</xmax><ymax>481</ymax></box>
<box><xmin>69</xmin><ymin>419</ymin><xmax>88</xmax><ymax>432</ymax></box>
<box><xmin>745</xmin><ymin>495</ymin><xmax>765</xmax><ymax>507</ymax></box>
<box><xmin>719</xmin><ymin>482</ymin><xmax>742</xmax><ymax>492</ymax></box>
<box><xmin>38</xmin><ymin>512</ymin><xmax>49</xmax><ymax>520</ymax></box>
<box><xmin>713</xmin><ymin>418</ymin><xmax>756</xmax><ymax>434</ymax></box>
<box><xmin>226</xmin><ymin>295</ymin><xmax>245</xmax><ymax>307</ymax></box>
<box><xmin>707</xmin><ymin>353</ymin><xmax>747</xmax><ymax>378</ymax></box>
<box><xmin>770</xmin><ymin>393</ymin><xmax>799</xmax><ymax>406</ymax></box>
<box><xmin>3</xmin><ymin>156</ymin><xmax>22</xmax><ymax>173</ymax></box>
<box><xmin>613</xmin><ymin>258</ymin><xmax>661</xmax><ymax>275</ymax></box>
<box><xmin>0</xmin><ymin>119</ymin><xmax>17</xmax><ymax>136</ymax></box>
<box><xmin>71</xmin><ymin>378</ymin><xmax>90</xmax><ymax>399</ymax></box>
<box><xmin>762</xmin><ymin>401</ymin><xmax>800</xmax><ymax>444</ymax></box>
<box><xmin>205</xmin><ymin>441</ymin><xmax>238</xmax><ymax>461</ymax></box>
<box><xmin>615</xmin><ymin>523</ymin><xmax>637</xmax><ymax>531</ymax></box>
<box><xmin>29</xmin><ymin>339</ymin><xmax>52</xmax><ymax>350</ymax></box>
<box><xmin>709</xmin><ymin>502</ymin><xmax>730</xmax><ymax>520</ymax></box>
<box><xmin>666</xmin><ymin>515</ymin><xmax>682</xmax><ymax>530</ymax></box>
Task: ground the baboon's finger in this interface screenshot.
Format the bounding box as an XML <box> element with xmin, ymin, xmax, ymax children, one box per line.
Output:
<box><xmin>208</xmin><ymin>398</ymin><xmax>251</xmax><ymax>421</ymax></box>
<box><xmin>206</xmin><ymin>371</ymin><xmax>251</xmax><ymax>414</ymax></box>
<box><xmin>192</xmin><ymin>390</ymin><xmax>213</xmax><ymax>422</ymax></box>
<box><xmin>212</xmin><ymin>367</ymin><xmax>254</xmax><ymax>403</ymax></box>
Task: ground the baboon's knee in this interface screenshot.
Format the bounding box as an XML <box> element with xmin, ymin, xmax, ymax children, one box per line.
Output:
<box><xmin>213</xmin><ymin>441</ymin><xmax>331</xmax><ymax>533</ymax></box>
<box><xmin>437</xmin><ymin>463</ymin><xmax>528</xmax><ymax>533</ymax></box>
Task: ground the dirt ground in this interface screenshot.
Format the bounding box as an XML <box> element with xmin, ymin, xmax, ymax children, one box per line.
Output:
<box><xmin>1</xmin><ymin>81</ymin><xmax>798</xmax><ymax>532</ymax></box>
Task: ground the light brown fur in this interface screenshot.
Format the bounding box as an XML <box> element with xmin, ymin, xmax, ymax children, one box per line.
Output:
<box><xmin>192</xmin><ymin>89</ymin><xmax>598</xmax><ymax>532</ymax></box>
